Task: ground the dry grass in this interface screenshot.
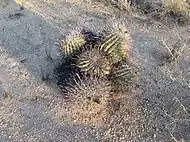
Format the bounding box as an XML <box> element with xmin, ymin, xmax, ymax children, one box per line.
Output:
<box><xmin>137</xmin><ymin>0</ymin><xmax>190</xmax><ymax>25</ymax></box>
<box><xmin>95</xmin><ymin>0</ymin><xmax>136</xmax><ymax>12</ymax></box>
<box><xmin>158</xmin><ymin>35</ymin><xmax>187</xmax><ymax>81</ymax></box>
<box><xmin>164</xmin><ymin>0</ymin><xmax>188</xmax><ymax>14</ymax></box>
<box><xmin>163</xmin><ymin>0</ymin><xmax>190</xmax><ymax>24</ymax></box>
<box><xmin>111</xmin><ymin>0</ymin><xmax>131</xmax><ymax>10</ymax></box>
<box><xmin>99</xmin><ymin>0</ymin><xmax>190</xmax><ymax>25</ymax></box>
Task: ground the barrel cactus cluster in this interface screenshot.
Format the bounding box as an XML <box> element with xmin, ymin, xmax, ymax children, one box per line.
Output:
<box><xmin>59</xmin><ymin>23</ymin><xmax>135</xmax><ymax>124</ymax></box>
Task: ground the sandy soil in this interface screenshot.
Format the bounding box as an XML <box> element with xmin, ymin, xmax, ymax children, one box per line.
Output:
<box><xmin>0</xmin><ymin>0</ymin><xmax>190</xmax><ymax>141</ymax></box>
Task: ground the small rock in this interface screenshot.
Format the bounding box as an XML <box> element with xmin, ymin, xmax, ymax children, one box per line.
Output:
<box><xmin>0</xmin><ymin>87</ymin><xmax>3</xmax><ymax>100</ymax></box>
<box><xmin>0</xmin><ymin>88</ymin><xmax>10</xmax><ymax>100</ymax></box>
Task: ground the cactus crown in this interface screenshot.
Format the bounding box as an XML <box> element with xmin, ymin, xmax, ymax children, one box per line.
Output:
<box><xmin>77</xmin><ymin>45</ymin><xmax>111</xmax><ymax>76</ymax></box>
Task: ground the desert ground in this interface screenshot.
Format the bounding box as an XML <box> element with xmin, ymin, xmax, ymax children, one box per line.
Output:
<box><xmin>0</xmin><ymin>0</ymin><xmax>190</xmax><ymax>141</ymax></box>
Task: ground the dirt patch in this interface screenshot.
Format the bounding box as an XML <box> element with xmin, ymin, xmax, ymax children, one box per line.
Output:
<box><xmin>0</xmin><ymin>0</ymin><xmax>190</xmax><ymax>141</ymax></box>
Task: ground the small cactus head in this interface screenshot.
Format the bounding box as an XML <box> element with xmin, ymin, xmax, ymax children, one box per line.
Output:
<box><xmin>100</xmin><ymin>22</ymin><xmax>132</xmax><ymax>64</ymax></box>
<box><xmin>61</xmin><ymin>28</ymin><xmax>86</xmax><ymax>57</ymax></box>
<box><xmin>77</xmin><ymin>45</ymin><xmax>111</xmax><ymax>77</ymax></box>
<box><xmin>64</xmin><ymin>75</ymin><xmax>111</xmax><ymax>125</ymax></box>
<box><xmin>109</xmin><ymin>61</ymin><xmax>135</xmax><ymax>91</ymax></box>
<box><xmin>113</xmin><ymin>22</ymin><xmax>132</xmax><ymax>48</ymax></box>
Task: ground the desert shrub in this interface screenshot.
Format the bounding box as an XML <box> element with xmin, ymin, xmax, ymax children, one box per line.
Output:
<box><xmin>99</xmin><ymin>0</ymin><xmax>137</xmax><ymax>11</ymax></box>
<box><xmin>64</xmin><ymin>75</ymin><xmax>111</xmax><ymax>124</ymax></box>
<box><xmin>108</xmin><ymin>0</ymin><xmax>131</xmax><ymax>10</ymax></box>
<box><xmin>164</xmin><ymin>0</ymin><xmax>188</xmax><ymax>14</ymax></box>
<box><xmin>163</xmin><ymin>0</ymin><xmax>190</xmax><ymax>24</ymax></box>
<box><xmin>136</xmin><ymin>0</ymin><xmax>190</xmax><ymax>25</ymax></box>
<box><xmin>99</xmin><ymin>0</ymin><xmax>190</xmax><ymax>25</ymax></box>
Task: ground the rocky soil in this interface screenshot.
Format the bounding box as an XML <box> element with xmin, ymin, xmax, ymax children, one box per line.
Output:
<box><xmin>0</xmin><ymin>0</ymin><xmax>190</xmax><ymax>141</ymax></box>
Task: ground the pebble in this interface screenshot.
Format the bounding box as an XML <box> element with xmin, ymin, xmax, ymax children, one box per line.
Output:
<box><xmin>0</xmin><ymin>87</ymin><xmax>4</xmax><ymax>100</ymax></box>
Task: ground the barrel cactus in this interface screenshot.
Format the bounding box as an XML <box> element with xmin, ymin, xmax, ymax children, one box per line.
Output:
<box><xmin>110</xmin><ymin>62</ymin><xmax>135</xmax><ymax>91</ymax></box>
<box><xmin>64</xmin><ymin>75</ymin><xmax>111</xmax><ymax>124</ymax></box>
<box><xmin>77</xmin><ymin>45</ymin><xmax>111</xmax><ymax>77</ymax></box>
<box><xmin>61</xmin><ymin>28</ymin><xmax>86</xmax><ymax>57</ymax></box>
<box><xmin>100</xmin><ymin>22</ymin><xmax>132</xmax><ymax>64</ymax></box>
